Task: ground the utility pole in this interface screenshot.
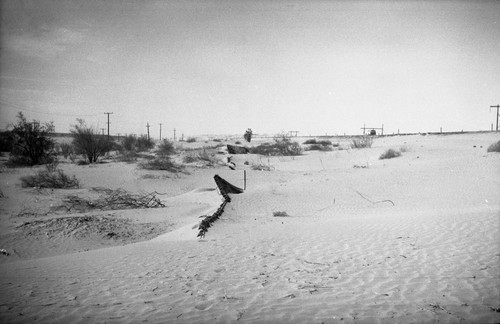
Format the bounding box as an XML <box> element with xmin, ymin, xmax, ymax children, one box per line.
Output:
<box><xmin>490</xmin><ymin>105</ymin><xmax>500</xmax><ymax>132</ymax></box>
<box><xmin>173</xmin><ymin>128</ymin><xmax>176</xmax><ymax>142</ymax></box>
<box><xmin>159</xmin><ymin>123</ymin><xmax>163</xmax><ymax>141</ymax></box>
<box><xmin>146</xmin><ymin>123</ymin><xmax>151</xmax><ymax>141</ymax></box>
<box><xmin>104</xmin><ymin>112</ymin><xmax>113</xmax><ymax>139</ymax></box>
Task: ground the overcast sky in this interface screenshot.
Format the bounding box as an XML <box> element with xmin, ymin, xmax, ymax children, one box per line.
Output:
<box><xmin>1</xmin><ymin>0</ymin><xmax>499</xmax><ymax>138</ymax></box>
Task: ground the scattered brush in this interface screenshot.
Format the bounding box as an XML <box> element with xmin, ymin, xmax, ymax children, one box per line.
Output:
<box><xmin>60</xmin><ymin>188</ymin><xmax>165</xmax><ymax>212</ymax></box>
<box><xmin>273</xmin><ymin>211</ymin><xmax>289</xmax><ymax>217</ymax></box>
<box><xmin>183</xmin><ymin>149</ymin><xmax>220</xmax><ymax>167</ymax></box>
<box><xmin>379</xmin><ymin>149</ymin><xmax>402</xmax><ymax>160</ymax></box>
<box><xmin>487</xmin><ymin>140</ymin><xmax>500</xmax><ymax>153</ymax></box>
<box><xmin>139</xmin><ymin>157</ymin><xmax>183</xmax><ymax>172</ymax></box>
<box><xmin>306</xmin><ymin>144</ymin><xmax>332</xmax><ymax>151</ymax></box>
<box><xmin>20</xmin><ymin>167</ymin><xmax>79</xmax><ymax>189</ymax></box>
<box><xmin>251</xmin><ymin>164</ymin><xmax>273</xmax><ymax>171</ymax></box>
<box><xmin>350</xmin><ymin>136</ymin><xmax>373</xmax><ymax>149</ymax></box>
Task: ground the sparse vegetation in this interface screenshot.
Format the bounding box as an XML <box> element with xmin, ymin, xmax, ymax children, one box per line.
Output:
<box><xmin>183</xmin><ymin>148</ymin><xmax>220</xmax><ymax>167</ymax></box>
<box><xmin>251</xmin><ymin>132</ymin><xmax>302</xmax><ymax>156</ymax></box>
<box><xmin>303</xmin><ymin>139</ymin><xmax>332</xmax><ymax>146</ymax></box>
<box><xmin>306</xmin><ymin>144</ymin><xmax>332</xmax><ymax>151</ymax></box>
<box><xmin>71</xmin><ymin>119</ymin><xmax>114</xmax><ymax>163</ymax></box>
<box><xmin>351</xmin><ymin>136</ymin><xmax>373</xmax><ymax>149</ymax></box>
<box><xmin>136</xmin><ymin>135</ymin><xmax>155</xmax><ymax>152</ymax></box>
<box><xmin>139</xmin><ymin>157</ymin><xmax>183</xmax><ymax>172</ymax></box>
<box><xmin>157</xmin><ymin>139</ymin><xmax>176</xmax><ymax>157</ymax></box>
<box><xmin>8</xmin><ymin>112</ymin><xmax>56</xmax><ymax>166</ymax></box>
<box><xmin>20</xmin><ymin>167</ymin><xmax>79</xmax><ymax>189</ymax></box>
<box><xmin>273</xmin><ymin>211</ymin><xmax>289</xmax><ymax>217</ymax></box>
<box><xmin>379</xmin><ymin>149</ymin><xmax>402</xmax><ymax>160</ymax></box>
<box><xmin>121</xmin><ymin>134</ymin><xmax>137</xmax><ymax>151</ymax></box>
<box><xmin>487</xmin><ymin>140</ymin><xmax>500</xmax><ymax>153</ymax></box>
<box><xmin>251</xmin><ymin>163</ymin><xmax>273</xmax><ymax>171</ymax></box>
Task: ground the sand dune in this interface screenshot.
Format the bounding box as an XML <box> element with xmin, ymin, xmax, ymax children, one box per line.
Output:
<box><xmin>0</xmin><ymin>133</ymin><xmax>499</xmax><ymax>323</ymax></box>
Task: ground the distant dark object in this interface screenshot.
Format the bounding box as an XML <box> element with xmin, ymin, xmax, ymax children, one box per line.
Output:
<box><xmin>370</xmin><ymin>129</ymin><xmax>377</xmax><ymax>136</ymax></box>
<box><xmin>227</xmin><ymin>144</ymin><xmax>249</xmax><ymax>154</ymax></box>
<box><xmin>244</xmin><ymin>128</ymin><xmax>253</xmax><ymax>142</ymax></box>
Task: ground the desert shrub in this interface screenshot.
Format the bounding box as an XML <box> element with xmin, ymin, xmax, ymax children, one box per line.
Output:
<box><xmin>157</xmin><ymin>139</ymin><xmax>175</xmax><ymax>157</ymax></box>
<box><xmin>379</xmin><ymin>149</ymin><xmax>401</xmax><ymax>160</ymax></box>
<box><xmin>235</xmin><ymin>141</ymin><xmax>242</xmax><ymax>145</ymax></box>
<box><xmin>487</xmin><ymin>140</ymin><xmax>500</xmax><ymax>153</ymax></box>
<box><xmin>273</xmin><ymin>211</ymin><xmax>289</xmax><ymax>217</ymax></box>
<box><xmin>183</xmin><ymin>149</ymin><xmax>219</xmax><ymax>166</ymax></box>
<box><xmin>244</xmin><ymin>128</ymin><xmax>253</xmax><ymax>142</ymax></box>
<box><xmin>136</xmin><ymin>135</ymin><xmax>155</xmax><ymax>152</ymax></box>
<box><xmin>318</xmin><ymin>140</ymin><xmax>332</xmax><ymax>146</ymax></box>
<box><xmin>186</xmin><ymin>137</ymin><xmax>196</xmax><ymax>143</ymax></box>
<box><xmin>20</xmin><ymin>167</ymin><xmax>79</xmax><ymax>189</ymax></box>
<box><xmin>71</xmin><ymin>119</ymin><xmax>114</xmax><ymax>163</ymax></box>
<box><xmin>303</xmin><ymin>139</ymin><xmax>317</xmax><ymax>144</ymax></box>
<box><xmin>8</xmin><ymin>112</ymin><xmax>56</xmax><ymax>166</ymax></box>
<box><xmin>139</xmin><ymin>157</ymin><xmax>182</xmax><ymax>172</ymax></box>
<box><xmin>251</xmin><ymin>133</ymin><xmax>302</xmax><ymax>156</ymax></box>
<box><xmin>351</xmin><ymin>136</ymin><xmax>373</xmax><ymax>149</ymax></box>
<box><xmin>307</xmin><ymin>144</ymin><xmax>332</xmax><ymax>151</ymax></box>
<box><xmin>251</xmin><ymin>164</ymin><xmax>273</xmax><ymax>171</ymax></box>
<box><xmin>122</xmin><ymin>134</ymin><xmax>137</xmax><ymax>151</ymax></box>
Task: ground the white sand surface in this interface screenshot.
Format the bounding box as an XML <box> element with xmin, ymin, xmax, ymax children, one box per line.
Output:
<box><xmin>0</xmin><ymin>133</ymin><xmax>499</xmax><ymax>323</ymax></box>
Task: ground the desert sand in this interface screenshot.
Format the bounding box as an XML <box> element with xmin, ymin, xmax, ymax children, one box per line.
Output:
<box><xmin>0</xmin><ymin>132</ymin><xmax>499</xmax><ymax>323</ymax></box>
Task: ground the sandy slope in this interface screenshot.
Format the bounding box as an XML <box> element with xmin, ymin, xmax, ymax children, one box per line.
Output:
<box><xmin>0</xmin><ymin>133</ymin><xmax>499</xmax><ymax>323</ymax></box>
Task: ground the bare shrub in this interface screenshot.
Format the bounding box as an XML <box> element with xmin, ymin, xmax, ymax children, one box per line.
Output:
<box><xmin>351</xmin><ymin>136</ymin><xmax>373</xmax><ymax>149</ymax></box>
<box><xmin>306</xmin><ymin>144</ymin><xmax>332</xmax><ymax>151</ymax></box>
<box><xmin>487</xmin><ymin>140</ymin><xmax>500</xmax><ymax>153</ymax></box>
<box><xmin>121</xmin><ymin>134</ymin><xmax>137</xmax><ymax>151</ymax></box>
<box><xmin>59</xmin><ymin>143</ymin><xmax>74</xmax><ymax>160</ymax></box>
<box><xmin>251</xmin><ymin>133</ymin><xmax>302</xmax><ymax>156</ymax></box>
<box><xmin>183</xmin><ymin>148</ymin><xmax>219</xmax><ymax>166</ymax></box>
<box><xmin>139</xmin><ymin>157</ymin><xmax>183</xmax><ymax>172</ymax></box>
<box><xmin>71</xmin><ymin>119</ymin><xmax>114</xmax><ymax>163</ymax></box>
<box><xmin>379</xmin><ymin>149</ymin><xmax>401</xmax><ymax>160</ymax></box>
<box><xmin>8</xmin><ymin>112</ymin><xmax>56</xmax><ymax>166</ymax></box>
<box><xmin>20</xmin><ymin>167</ymin><xmax>79</xmax><ymax>189</ymax></box>
<box><xmin>136</xmin><ymin>135</ymin><xmax>155</xmax><ymax>152</ymax></box>
<box><xmin>157</xmin><ymin>139</ymin><xmax>176</xmax><ymax>157</ymax></box>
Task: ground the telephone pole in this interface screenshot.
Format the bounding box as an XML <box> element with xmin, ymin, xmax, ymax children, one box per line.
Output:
<box><xmin>490</xmin><ymin>105</ymin><xmax>500</xmax><ymax>132</ymax></box>
<box><xmin>159</xmin><ymin>123</ymin><xmax>163</xmax><ymax>141</ymax></box>
<box><xmin>146</xmin><ymin>123</ymin><xmax>151</xmax><ymax>141</ymax></box>
<box><xmin>104</xmin><ymin>112</ymin><xmax>113</xmax><ymax>139</ymax></box>
<box><xmin>173</xmin><ymin>128</ymin><xmax>176</xmax><ymax>142</ymax></box>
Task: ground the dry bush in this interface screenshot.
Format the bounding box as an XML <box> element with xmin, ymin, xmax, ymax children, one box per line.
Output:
<box><xmin>306</xmin><ymin>144</ymin><xmax>332</xmax><ymax>151</ymax></box>
<box><xmin>183</xmin><ymin>149</ymin><xmax>220</xmax><ymax>166</ymax></box>
<box><xmin>139</xmin><ymin>157</ymin><xmax>183</xmax><ymax>172</ymax></box>
<box><xmin>20</xmin><ymin>167</ymin><xmax>79</xmax><ymax>189</ymax></box>
<box><xmin>251</xmin><ymin>133</ymin><xmax>302</xmax><ymax>156</ymax></box>
<box><xmin>487</xmin><ymin>140</ymin><xmax>500</xmax><ymax>153</ymax></box>
<box><xmin>273</xmin><ymin>211</ymin><xmax>289</xmax><ymax>217</ymax></box>
<box><xmin>379</xmin><ymin>148</ymin><xmax>402</xmax><ymax>160</ymax></box>
<box><xmin>157</xmin><ymin>139</ymin><xmax>176</xmax><ymax>157</ymax></box>
<box><xmin>251</xmin><ymin>164</ymin><xmax>273</xmax><ymax>171</ymax></box>
<box><xmin>71</xmin><ymin>119</ymin><xmax>114</xmax><ymax>163</ymax></box>
<box><xmin>351</xmin><ymin>136</ymin><xmax>373</xmax><ymax>149</ymax></box>
<box><xmin>8</xmin><ymin>112</ymin><xmax>56</xmax><ymax>166</ymax></box>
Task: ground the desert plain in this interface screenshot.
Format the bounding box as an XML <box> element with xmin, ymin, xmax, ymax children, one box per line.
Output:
<box><xmin>0</xmin><ymin>132</ymin><xmax>499</xmax><ymax>323</ymax></box>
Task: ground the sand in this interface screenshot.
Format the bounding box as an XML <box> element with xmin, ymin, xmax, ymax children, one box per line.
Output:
<box><xmin>0</xmin><ymin>132</ymin><xmax>499</xmax><ymax>323</ymax></box>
